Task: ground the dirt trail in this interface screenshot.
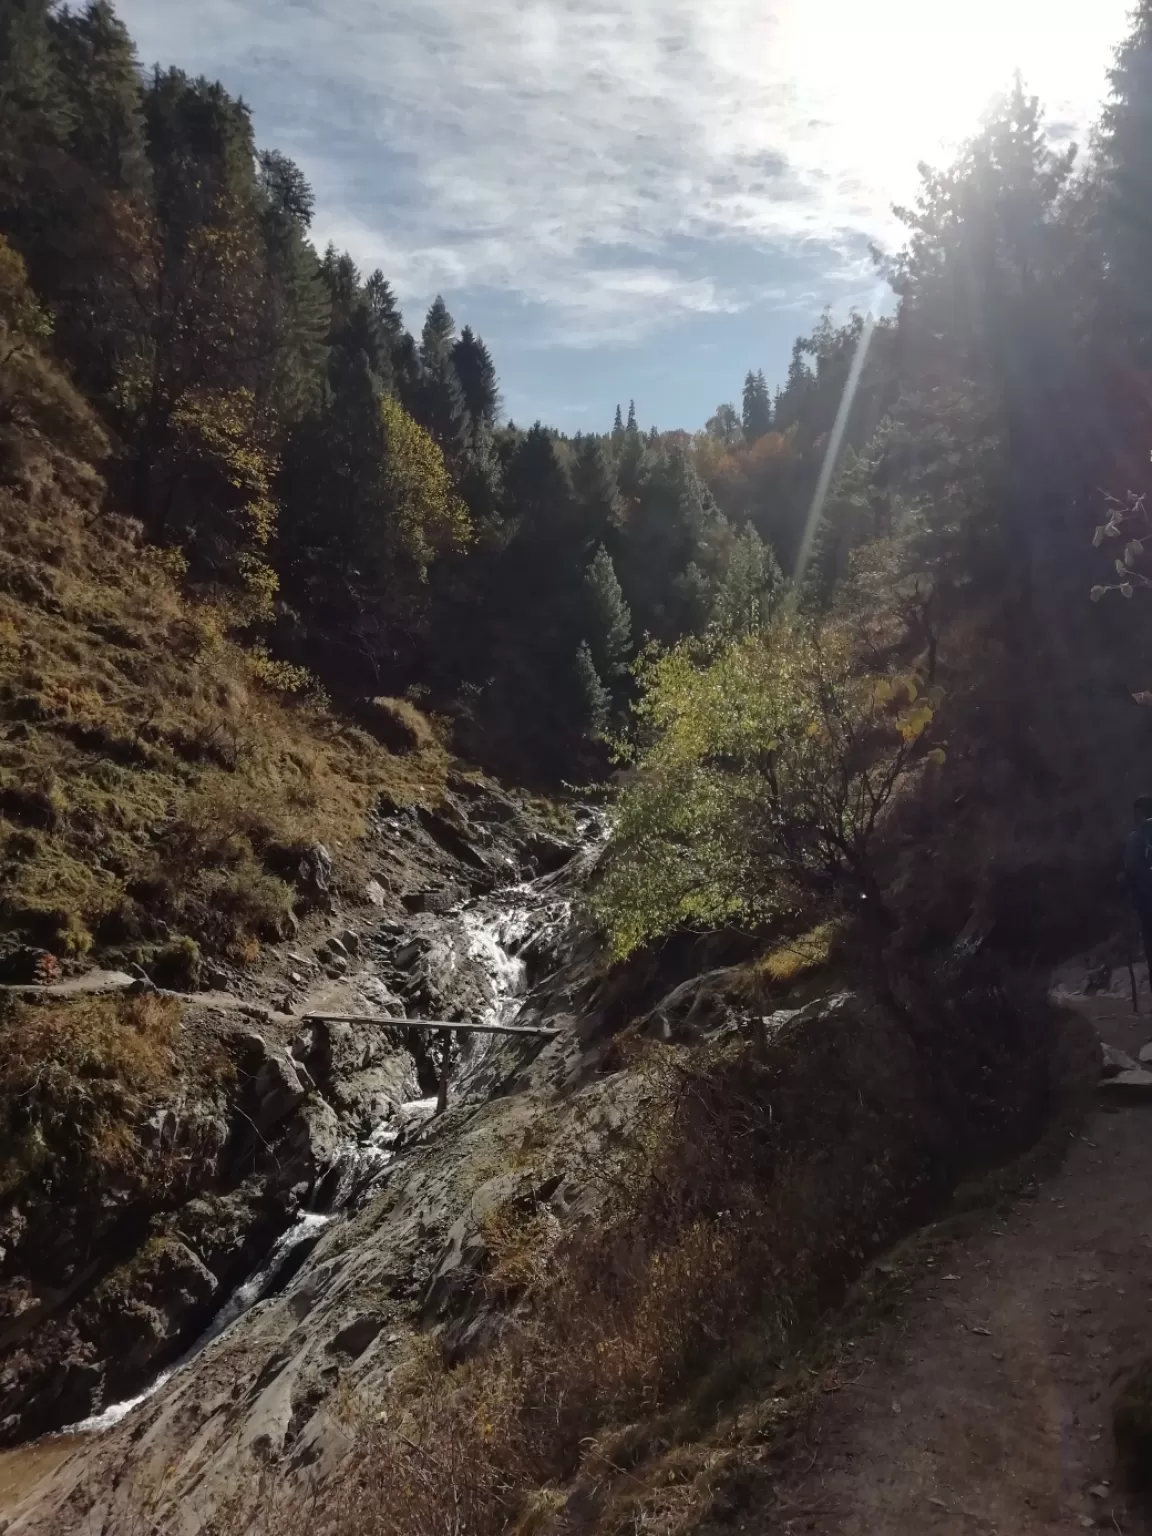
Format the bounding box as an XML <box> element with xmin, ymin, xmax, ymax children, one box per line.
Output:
<box><xmin>775</xmin><ymin>984</ymin><xmax>1152</xmax><ymax>1536</ymax></box>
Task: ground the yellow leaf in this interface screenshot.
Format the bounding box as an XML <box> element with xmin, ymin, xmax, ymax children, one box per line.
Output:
<box><xmin>872</xmin><ymin>679</ymin><xmax>893</xmax><ymax>704</ymax></box>
<box><xmin>929</xmin><ymin>747</ymin><xmax>947</xmax><ymax>766</ymax></box>
<box><xmin>1089</xmin><ymin>585</ymin><xmax>1107</xmax><ymax>602</ymax></box>
<box><xmin>1122</xmin><ymin>583</ymin><xmax>1135</xmax><ymax>599</ymax></box>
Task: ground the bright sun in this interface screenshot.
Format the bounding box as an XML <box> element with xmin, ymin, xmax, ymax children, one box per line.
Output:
<box><xmin>776</xmin><ymin>0</ymin><xmax>1131</xmax><ymax>234</ymax></box>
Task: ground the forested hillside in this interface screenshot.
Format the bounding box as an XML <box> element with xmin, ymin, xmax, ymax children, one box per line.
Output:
<box><xmin>4</xmin><ymin>0</ymin><xmax>1152</xmax><ymax>979</ymax></box>
<box><xmin>9</xmin><ymin>3</ymin><xmax>1152</xmax><ymax>1533</ymax></box>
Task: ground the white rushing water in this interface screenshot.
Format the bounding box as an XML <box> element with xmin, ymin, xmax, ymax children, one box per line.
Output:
<box><xmin>62</xmin><ymin>810</ymin><xmax>606</xmax><ymax>1439</ymax></box>
<box><xmin>63</xmin><ymin>1210</ymin><xmax>335</xmax><ymax>1434</ymax></box>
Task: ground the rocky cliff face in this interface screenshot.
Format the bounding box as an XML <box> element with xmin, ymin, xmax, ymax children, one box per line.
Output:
<box><xmin>0</xmin><ymin>777</ymin><xmax>595</xmax><ymax>1471</ymax></box>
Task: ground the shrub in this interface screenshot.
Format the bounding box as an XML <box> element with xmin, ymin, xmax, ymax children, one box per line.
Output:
<box><xmin>592</xmin><ymin>614</ymin><xmax>943</xmax><ymax>958</ymax></box>
<box><xmin>0</xmin><ymin>993</ymin><xmax>181</xmax><ymax>1197</ymax></box>
<box><xmin>355</xmin><ymin>696</ymin><xmax>437</xmax><ymax>755</ymax></box>
<box><xmin>148</xmin><ymin>934</ymin><xmax>201</xmax><ymax>990</ymax></box>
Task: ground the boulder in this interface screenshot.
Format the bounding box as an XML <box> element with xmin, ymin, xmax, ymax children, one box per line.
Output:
<box><xmin>251</xmin><ymin>1052</ymin><xmax>308</xmax><ymax>1134</ymax></box>
<box><xmin>1099</xmin><ymin>1068</ymin><xmax>1152</xmax><ymax>1100</ymax></box>
<box><xmin>327</xmin><ymin>1314</ymin><xmax>384</xmax><ymax>1360</ymax></box>
<box><xmin>1102</xmin><ymin>1042</ymin><xmax>1139</xmax><ymax>1078</ymax></box>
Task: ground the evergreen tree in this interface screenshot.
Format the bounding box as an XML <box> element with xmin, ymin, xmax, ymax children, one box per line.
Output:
<box><xmin>612</xmin><ymin>403</ymin><xmax>624</xmax><ymax>443</ymax></box>
<box><xmin>570</xmin><ymin>434</ymin><xmax>621</xmax><ymax>546</ymax></box>
<box><xmin>741</xmin><ymin>368</ymin><xmax>772</xmax><ymax>441</ymax></box>
<box><xmin>617</xmin><ymin>398</ymin><xmax>646</xmax><ymax>498</ymax></box>
<box><xmin>574</xmin><ymin>640</ymin><xmax>611</xmax><ymax>739</ymax></box>
<box><xmin>1099</xmin><ymin>4</ymin><xmax>1152</xmax><ymax>361</ymax></box>
<box><xmin>452</xmin><ymin>324</ymin><xmax>500</xmax><ymax>434</ymax></box>
<box><xmin>711</xmin><ymin>524</ymin><xmax>783</xmax><ymax>634</ymax></box>
<box><xmin>583</xmin><ymin>544</ymin><xmax>632</xmax><ymax>676</ymax></box>
<box><xmin>420</xmin><ymin>294</ymin><xmax>455</xmax><ymax>369</ymax></box>
<box><xmin>411</xmin><ymin>295</ymin><xmax>469</xmax><ymax>460</ymax></box>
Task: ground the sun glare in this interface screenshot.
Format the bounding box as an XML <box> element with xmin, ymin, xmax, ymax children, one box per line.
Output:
<box><xmin>774</xmin><ymin>0</ymin><xmax>1130</xmax><ymax>234</ymax></box>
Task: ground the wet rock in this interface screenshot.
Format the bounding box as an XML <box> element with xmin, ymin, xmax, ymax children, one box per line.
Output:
<box><xmin>276</xmin><ymin>1100</ymin><xmax>343</xmax><ymax>1196</ymax></box>
<box><xmin>402</xmin><ymin>888</ymin><xmax>461</xmax><ymax>915</ymax></box>
<box><xmin>95</xmin><ymin>1239</ymin><xmax>218</xmax><ymax>1381</ymax></box>
<box><xmin>1102</xmin><ymin>1043</ymin><xmax>1139</xmax><ymax>1078</ymax></box>
<box><xmin>252</xmin><ymin>1052</ymin><xmax>308</xmax><ymax>1134</ymax></box>
<box><xmin>522</xmin><ymin>831</ymin><xmax>576</xmax><ymax>875</ymax></box>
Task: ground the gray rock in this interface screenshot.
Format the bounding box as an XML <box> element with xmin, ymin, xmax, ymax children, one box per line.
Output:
<box><xmin>204</xmin><ymin>965</ymin><xmax>230</xmax><ymax>991</ymax></box>
<box><xmin>340</xmin><ymin>929</ymin><xmax>361</xmax><ymax>956</ymax></box>
<box><xmin>1100</xmin><ymin>1068</ymin><xmax>1152</xmax><ymax>1100</ymax></box>
<box><xmin>364</xmin><ymin>879</ymin><xmax>388</xmax><ymax>908</ymax></box>
<box><xmin>296</xmin><ymin>843</ymin><xmax>333</xmax><ymax>900</ymax></box>
<box><xmin>325</xmin><ymin>956</ymin><xmax>348</xmax><ymax>977</ymax></box>
<box><xmin>324</xmin><ymin>936</ymin><xmax>348</xmax><ymax>959</ymax></box>
<box><xmin>1102</xmin><ymin>1042</ymin><xmax>1139</xmax><ymax>1077</ymax></box>
<box><xmin>327</xmin><ymin>1314</ymin><xmax>384</xmax><ymax>1360</ymax></box>
<box><xmin>252</xmin><ymin>1053</ymin><xmax>308</xmax><ymax>1133</ymax></box>
<box><xmin>1139</xmin><ymin>1042</ymin><xmax>1152</xmax><ymax>1066</ymax></box>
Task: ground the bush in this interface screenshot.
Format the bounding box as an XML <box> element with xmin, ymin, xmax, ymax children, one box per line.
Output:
<box><xmin>0</xmin><ymin>993</ymin><xmax>182</xmax><ymax>1197</ymax></box>
<box><xmin>355</xmin><ymin>696</ymin><xmax>437</xmax><ymax>755</ymax></box>
<box><xmin>592</xmin><ymin>614</ymin><xmax>942</xmax><ymax>958</ymax></box>
<box><xmin>148</xmin><ymin>934</ymin><xmax>201</xmax><ymax>990</ymax></box>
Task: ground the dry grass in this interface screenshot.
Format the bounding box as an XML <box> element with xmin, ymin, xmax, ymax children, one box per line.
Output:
<box><xmin>743</xmin><ymin>921</ymin><xmax>840</xmax><ymax>989</ymax></box>
<box><xmin>0</xmin><ymin>377</ymin><xmax>448</xmax><ymax>964</ymax></box>
<box><xmin>0</xmin><ymin>992</ymin><xmax>183</xmax><ymax>1196</ymax></box>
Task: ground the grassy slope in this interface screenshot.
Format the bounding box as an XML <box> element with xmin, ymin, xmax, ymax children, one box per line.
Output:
<box><xmin>0</xmin><ymin>347</ymin><xmax>446</xmax><ymax>970</ymax></box>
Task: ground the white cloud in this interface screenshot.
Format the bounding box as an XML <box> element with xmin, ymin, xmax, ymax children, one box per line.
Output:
<box><xmin>120</xmin><ymin>0</ymin><xmax>1129</xmax><ymax>343</ymax></box>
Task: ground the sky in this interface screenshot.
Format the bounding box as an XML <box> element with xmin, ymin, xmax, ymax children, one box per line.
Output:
<box><xmin>116</xmin><ymin>0</ymin><xmax>1132</xmax><ymax>433</ymax></box>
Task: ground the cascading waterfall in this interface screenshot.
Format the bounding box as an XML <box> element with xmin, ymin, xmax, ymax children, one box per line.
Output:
<box><xmin>61</xmin><ymin>809</ymin><xmax>604</xmax><ymax>1439</ymax></box>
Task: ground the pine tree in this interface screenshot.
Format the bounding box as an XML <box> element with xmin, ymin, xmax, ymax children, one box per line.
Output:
<box><xmin>1099</xmin><ymin>3</ymin><xmax>1152</xmax><ymax>360</ymax></box>
<box><xmin>584</xmin><ymin>544</ymin><xmax>632</xmax><ymax>676</ymax></box>
<box><xmin>0</xmin><ymin>0</ymin><xmax>69</xmax><ymax>216</ymax></box>
<box><xmin>742</xmin><ymin>368</ymin><xmax>772</xmax><ymax>441</ymax></box>
<box><xmin>574</xmin><ymin>641</ymin><xmax>611</xmax><ymax>739</ymax></box>
<box><xmin>257</xmin><ymin>151</ymin><xmax>327</xmax><ymax>415</ymax></box>
<box><xmin>711</xmin><ymin>524</ymin><xmax>783</xmax><ymax>634</ymax></box>
<box><xmin>420</xmin><ymin>294</ymin><xmax>455</xmax><ymax>369</ymax></box>
<box><xmin>617</xmin><ymin>398</ymin><xmax>646</xmax><ymax>498</ymax></box>
<box><xmin>452</xmin><ymin>325</ymin><xmax>500</xmax><ymax>434</ymax></box>
<box><xmin>570</xmin><ymin>434</ymin><xmax>621</xmax><ymax>545</ymax></box>
<box><xmin>612</xmin><ymin>403</ymin><xmax>624</xmax><ymax>443</ymax></box>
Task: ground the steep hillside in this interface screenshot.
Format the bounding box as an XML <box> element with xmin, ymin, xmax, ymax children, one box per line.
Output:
<box><xmin>0</xmin><ymin>350</ymin><xmax>451</xmax><ymax>979</ymax></box>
